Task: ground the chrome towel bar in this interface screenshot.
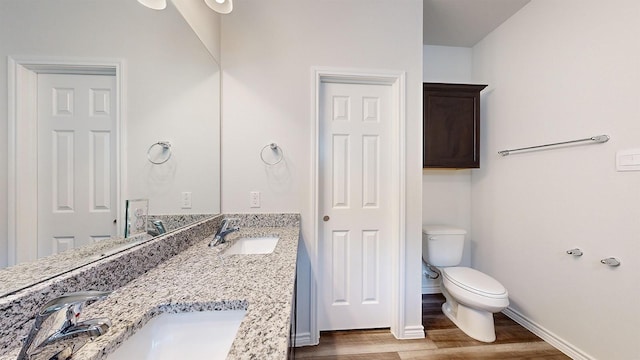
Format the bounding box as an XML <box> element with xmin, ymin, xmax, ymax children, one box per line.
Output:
<box><xmin>498</xmin><ymin>134</ymin><xmax>609</xmax><ymax>156</ymax></box>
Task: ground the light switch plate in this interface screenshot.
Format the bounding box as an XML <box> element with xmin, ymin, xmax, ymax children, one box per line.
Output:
<box><xmin>249</xmin><ymin>191</ymin><xmax>260</xmax><ymax>208</ymax></box>
<box><xmin>616</xmin><ymin>149</ymin><xmax>640</xmax><ymax>171</ymax></box>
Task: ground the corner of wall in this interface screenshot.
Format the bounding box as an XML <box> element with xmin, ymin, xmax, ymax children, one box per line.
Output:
<box><xmin>172</xmin><ymin>0</ymin><xmax>222</xmax><ymax>62</ymax></box>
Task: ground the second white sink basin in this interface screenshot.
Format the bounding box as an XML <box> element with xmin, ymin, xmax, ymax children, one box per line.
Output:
<box><xmin>225</xmin><ymin>236</ymin><xmax>279</xmax><ymax>255</ymax></box>
<box><xmin>106</xmin><ymin>310</ymin><xmax>245</xmax><ymax>360</ymax></box>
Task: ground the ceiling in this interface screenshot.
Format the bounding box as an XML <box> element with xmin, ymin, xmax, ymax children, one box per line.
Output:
<box><xmin>423</xmin><ymin>0</ymin><xmax>531</xmax><ymax>47</ymax></box>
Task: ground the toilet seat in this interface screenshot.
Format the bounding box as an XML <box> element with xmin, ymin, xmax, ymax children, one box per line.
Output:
<box><xmin>442</xmin><ymin>267</ymin><xmax>509</xmax><ymax>313</ymax></box>
<box><xmin>442</xmin><ymin>267</ymin><xmax>507</xmax><ymax>298</ymax></box>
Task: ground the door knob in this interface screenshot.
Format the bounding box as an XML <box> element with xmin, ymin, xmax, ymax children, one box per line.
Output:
<box><xmin>323</xmin><ymin>215</ymin><xmax>330</xmax><ymax>222</ymax></box>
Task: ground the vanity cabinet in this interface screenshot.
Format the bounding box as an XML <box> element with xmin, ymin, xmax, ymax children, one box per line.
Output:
<box><xmin>423</xmin><ymin>83</ymin><xmax>487</xmax><ymax>168</ymax></box>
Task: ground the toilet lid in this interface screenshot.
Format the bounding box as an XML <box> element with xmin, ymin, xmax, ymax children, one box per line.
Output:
<box><xmin>443</xmin><ymin>267</ymin><xmax>507</xmax><ymax>297</ymax></box>
<box><xmin>422</xmin><ymin>225</ymin><xmax>467</xmax><ymax>235</ymax></box>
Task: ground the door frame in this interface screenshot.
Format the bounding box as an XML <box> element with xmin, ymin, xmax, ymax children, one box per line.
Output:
<box><xmin>310</xmin><ymin>67</ymin><xmax>407</xmax><ymax>342</ymax></box>
<box><xmin>7</xmin><ymin>56</ymin><xmax>125</xmax><ymax>265</ymax></box>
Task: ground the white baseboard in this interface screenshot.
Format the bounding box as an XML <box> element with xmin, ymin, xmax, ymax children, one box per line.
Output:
<box><xmin>294</xmin><ymin>332</ymin><xmax>317</xmax><ymax>347</ymax></box>
<box><xmin>422</xmin><ymin>284</ymin><xmax>440</xmax><ymax>294</ymax></box>
<box><xmin>298</xmin><ymin>325</ymin><xmax>426</xmax><ymax>344</ymax></box>
<box><xmin>399</xmin><ymin>325</ymin><xmax>425</xmax><ymax>339</ymax></box>
<box><xmin>502</xmin><ymin>307</ymin><xmax>594</xmax><ymax>360</ymax></box>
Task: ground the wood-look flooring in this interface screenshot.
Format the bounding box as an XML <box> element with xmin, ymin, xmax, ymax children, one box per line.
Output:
<box><xmin>294</xmin><ymin>294</ymin><xmax>571</xmax><ymax>360</ymax></box>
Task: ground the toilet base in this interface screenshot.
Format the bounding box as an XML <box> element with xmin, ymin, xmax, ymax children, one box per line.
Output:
<box><xmin>442</xmin><ymin>292</ymin><xmax>497</xmax><ymax>343</ymax></box>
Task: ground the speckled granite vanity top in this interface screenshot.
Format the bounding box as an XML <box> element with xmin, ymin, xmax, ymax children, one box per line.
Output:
<box><xmin>0</xmin><ymin>215</ymin><xmax>299</xmax><ymax>360</ymax></box>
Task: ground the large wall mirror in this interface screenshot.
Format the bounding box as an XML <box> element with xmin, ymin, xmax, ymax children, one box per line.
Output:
<box><xmin>0</xmin><ymin>0</ymin><xmax>221</xmax><ymax>297</ymax></box>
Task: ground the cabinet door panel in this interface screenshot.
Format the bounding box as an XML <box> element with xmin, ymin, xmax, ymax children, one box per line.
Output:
<box><xmin>423</xmin><ymin>83</ymin><xmax>486</xmax><ymax>168</ymax></box>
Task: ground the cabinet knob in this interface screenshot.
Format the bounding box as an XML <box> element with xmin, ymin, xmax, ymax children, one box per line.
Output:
<box><xmin>323</xmin><ymin>216</ymin><xmax>330</xmax><ymax>222</ymax></box>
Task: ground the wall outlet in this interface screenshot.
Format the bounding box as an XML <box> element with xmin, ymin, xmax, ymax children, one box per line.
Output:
<box><xmin>249</xmin><ymin>191</ymin><xmax>260</xmax><ymax>208</ymax></box>
<box><xmin>181</xmin><ymin>192</ymin><xmax>192</xmax><ymax>209</ymax></box>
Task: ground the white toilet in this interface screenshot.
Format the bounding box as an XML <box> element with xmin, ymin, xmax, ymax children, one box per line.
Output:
<box><xmin>422</xmin><ymin>225</ymin><xmax>509</xmax><ymax>342</ymax></box>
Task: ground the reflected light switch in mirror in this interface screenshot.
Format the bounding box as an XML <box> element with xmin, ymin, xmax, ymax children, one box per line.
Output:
<box><xmin>181</xmin><ymin>192</ymin><xmax>192</xmax><ymax>208</ymax></box>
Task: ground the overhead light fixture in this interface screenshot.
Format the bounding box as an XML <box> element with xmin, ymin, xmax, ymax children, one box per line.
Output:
<box><xmin>136</xmin><ymin>0</ymin><xmax>167</xmax><ymax>10</ymax></box>
<box><xmin>204</xmin><ymin>0</ymin><xmax>233</xmax><ymax>14</ymax></box>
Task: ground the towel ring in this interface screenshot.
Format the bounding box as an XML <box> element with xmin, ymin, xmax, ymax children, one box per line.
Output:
<box><xmin>147</xmin><ymin>141</ymin><xmax>172</xmax><ymax>165</ymax></box>
<box><xmin>260</xmin><ymin>143</ymin><xmax>284</xmax><ymax>165</ymax></box>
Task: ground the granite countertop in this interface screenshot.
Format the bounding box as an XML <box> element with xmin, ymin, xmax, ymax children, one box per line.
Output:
<box><xmin>0</xmin><ymin>214</ymin><xmax>216</xmax><ymax>298</ymax></box>
<box><xmin>1</xmin><ymin>225</ymin><xmax>298</xmax><ymax>360</ymax></box>
<box><xmin>0</xmin><ymin>232</ymin><xmax>152</xmax><ymax>297</ymax></box>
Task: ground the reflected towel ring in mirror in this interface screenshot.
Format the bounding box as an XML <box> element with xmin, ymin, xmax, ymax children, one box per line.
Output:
<box><xmin>260</xmin><ymin>143</ymin><xmax>284</xmax><ymax>165</ymax></box>
<box><xmin>147</xmin><ymin>141</ymin><xmax>172</xmax><ymax>165</ymax></box>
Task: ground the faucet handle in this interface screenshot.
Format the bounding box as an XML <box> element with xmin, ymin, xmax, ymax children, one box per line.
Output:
<box><xmin>18</xmin><ymin>291</ymin><xmax>112</xmax><ymax>360</ymax></box>
<box><xmin>223</xmin><ymin>218</ymin><xmax>240</xmax><ymax>226</ymax></box>
<box><xmin>219</xmin><ymin>218</ymin><xmax>240</xmax><ymax>230</ymax></box>
<box><xmin>39</xmin><ymin>291</ymin><xmax>112</xmax><ymax>323</ymax></box>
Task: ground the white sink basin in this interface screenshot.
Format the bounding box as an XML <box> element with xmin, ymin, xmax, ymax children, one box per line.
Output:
<box><xmin>225</xmin><ymin>236</ymin><xmax>279</xmax><ymax>255</ymax></box>
<box><xmin>107</xmin><ymin>310</ymin><xmax>245</xmax><ymax>360</ymax></box>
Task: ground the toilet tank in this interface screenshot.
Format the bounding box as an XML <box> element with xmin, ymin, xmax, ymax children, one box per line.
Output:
<box><xmin>422</xmin><ymin>225</ymin><xmax>466</xmax><ymax>267</ymax></box>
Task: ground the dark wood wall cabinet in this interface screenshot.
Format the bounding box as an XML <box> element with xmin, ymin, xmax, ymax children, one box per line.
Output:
<box><xmin>423</xmin><ymin>83</ymin><xmax>487</xmax><ymax>168</ymax></box>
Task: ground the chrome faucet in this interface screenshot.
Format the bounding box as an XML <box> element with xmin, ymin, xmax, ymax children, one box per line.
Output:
<box><xmin>18</xmin><ymin>291</ymin><xmax>112</xmax><ymax>360</ymax></box>
<box><xmin>152</xmin><ymin>220</ymin><xmax>166</xmax><ymax>234</ymax></box>
<box><xmin>209</xmin><ymin>218</ymin><xmax>240</xmax><ymax>247</ymax></box>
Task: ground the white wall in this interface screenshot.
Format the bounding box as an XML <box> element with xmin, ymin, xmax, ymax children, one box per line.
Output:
<box><xmin>422</xmin><ymin>45</ymin><xmax>473</xmax><ymax>293</ymax></box>
<box><xmin>424</xmin><ymin>45</ymin><xmax>472</xmax><ymax>83</ymax></box>
<box><xmin>221</xmin><ymin>0</ymin><xmax>423</xmax><ymax>343</ymax></box>
<box><xmin>0</xmin><ymin>0</ymin><xmax>221</xmax><ymax>267</ymax></box>
<box><xmin>471</xmin><ymin>1</ymin><xmax>640</xmax><ymax>358</ymax></box>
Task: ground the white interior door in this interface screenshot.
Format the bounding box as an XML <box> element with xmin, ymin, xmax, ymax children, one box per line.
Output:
<box><xmin>37</xmin><ymin>73</ymin><xmax>117</xmax><ymax>257</ymax></box>
<box><xmin>318</xmin><ymin>81</ymin><xmax>393</xmax><ymax>330</ymax></box>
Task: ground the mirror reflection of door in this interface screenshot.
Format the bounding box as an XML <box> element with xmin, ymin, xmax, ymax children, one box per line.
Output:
<box><xmin>37</xmin><ymin>73</ymin><xmax>117</xmax><ymax>257</ymax></box>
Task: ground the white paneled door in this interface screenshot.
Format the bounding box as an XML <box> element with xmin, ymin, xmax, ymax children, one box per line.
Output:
<box><xmin>37</xmin><ymin>73</ymin><xmax>117</xmax><ymax>257</ymax></box>
<box><xmin>319</xmin><ymin>81</ymin><xmax>392</xmax><ymax>330</ymax></box>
